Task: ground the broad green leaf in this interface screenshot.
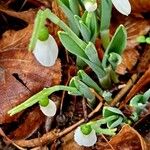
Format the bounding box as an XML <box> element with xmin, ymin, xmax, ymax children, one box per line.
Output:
<box><xmin>84</xmin><ymin>42</ymin><xmax>102</xmax><ymax>66</ymax></box>
<box><xmin>77</xmin><ymin>70</ymin><xmax>103</xmax><ymax>94</ymax></box>
<box><xmin>58</xmin><ymin>31</ymin><xmax>88</xmax><ymax>58</ymax></box>
<box><xmin>102</xmin><ymin>25</ymin><xmax>127</xmax><ymax>68</ymax></box>
<box><xmin>58</xmin><ymin>31</ymin><xmax>106</xmax><ymax>78</ymax></box>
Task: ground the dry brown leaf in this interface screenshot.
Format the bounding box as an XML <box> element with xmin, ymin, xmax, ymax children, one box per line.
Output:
<box><xmin>138</xmin><ymin>45</ymin><xmax>150</xmax><ymax>73</ymax></box>
<box><xmin>0</xmin><ymin>49</ymin><xmax>61</xmax><ymax>124</ymax></box>
<box><xmin>116</xmin><ymin>48</ymin><xmax>139</xmax><ymax>75</ymax></box>
<box><xmin>0</xmin><ymin>25</ymin><xmax>33</xmax><ymax>51</ymax></box>
<box><xmin>96</xmin><ymin>124</ymin><xmax>148</xmax><ymax>150</ymax></box>
<box><xmin>120</xmin><ymin>67</ymin><xmax>150</xmax><ymax>109</ymax></box>
<box><xmin>8</xmin><ymin>107</ymin><xmax>45</xmax><ymax>140</ymax></box>
<box><xmin>129</xmin><ymin>0</ymin><xmax>150</xmax><ymax>13</ymax></box>
<box><xmin>111</xmin><ymin>16</ymin><xmax>150</xmax><ymax>49</ymax></box>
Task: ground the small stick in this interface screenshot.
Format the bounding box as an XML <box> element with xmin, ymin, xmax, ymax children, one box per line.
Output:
<box><xmin>82</xmin><ymin>98</ymin><xmax>88</xmax><ymax>122</ymax></box>
<box><xmin>90</xmin><ymin>89</ymin><xmax>104</xmax><ymax>103</ymax></box>
<box><xmin>110</xmin><ymin>74</ymin><xmax>138</xmax><ymax>107</ymax></box>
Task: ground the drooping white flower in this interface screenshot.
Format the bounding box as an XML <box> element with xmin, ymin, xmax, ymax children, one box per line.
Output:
<box><xmin>84</xmin><ymin>0</ymin><xmax>97</xmax><ymax>12</ymax></box>
<box><xmin>112</xmin><ymin>0</ymin><xmax>131</xmax><ymax>16</ymax></box>
<box><xmin>74</xmin><ymin>126</ymin><xmax>97</xmax><ymax>147</ymax></box>
<box><xmin>33</xmin><ymin>34</ymin><xmax>58</xmax><ymax>67</ymax></box>
<box><xmin>40</xmin><ymin>99</ymin><xmax>57</xmax><ymax>117</ymax></box>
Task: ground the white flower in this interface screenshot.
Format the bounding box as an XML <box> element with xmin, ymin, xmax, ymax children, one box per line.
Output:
<box><xmin>112</xmin><ymin>0</ymin><xmax>131</xmax><ymax>16</ymax></box>
<box><xmin>33</xmin><ymin>34</ymin><xmax>58</xmax><ymax>67</ymax></box>
<box><xmin>74</xmin><ymin>126</ymin><xmax>97</xmax><ymax>147</ymax></box>
<box><xmin>84</xmin><ymin>0</ymin><xmax>97</xmax><ymax>12</ymax></box>
<box><xmin>40</xmin><ymin>99</ymin><xmax>57</xmax><ymax>117</ymax></box>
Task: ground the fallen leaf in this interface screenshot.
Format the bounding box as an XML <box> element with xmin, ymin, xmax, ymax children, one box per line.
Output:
<box><xmin>116</xmin><ymin>48</ymin><xmax>139</xmax><ymax>75</ymax></box>
<box><xmin>137</xmin><ymin>45</ymin><xmax>150</xmax><ymax>73</ymax></box>
<box><xmin>8</xmin><ymin>107</ymin><xmax>45</xmax><ymax>140</ymax></box>
<box><xmin>0</xmin><ymin>49</ymin><xmax>61</xmax><ymax>124</ymax></box>
<box><xmin>129</xmin><ymin>0</ymin><xmax>150</xmax><ymax>13</ymax></box>
<box><xmin>96</xmin><ymin>124</ymin><xmax>148</xmax><ymax>150</ymax></box>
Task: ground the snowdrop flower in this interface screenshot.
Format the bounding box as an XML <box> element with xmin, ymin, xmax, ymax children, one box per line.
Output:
<box><xmin>112</xmin><ymin>0</ymin><xmax>131</xmax><ymax>16</ymax></box>
<box><xmin>84</xmin><ymin>0</ymin><xmax>97</xmax><ymax>12</ymax></box>
<box><xmin>40</xmin><ymin>99</ymin><xmax>57</xmax><ymax>117</ymax></box>
<box><xmin>33</xmin><ymin>28</ymin><xmax>58</xmax><ymax>67</ymax></box>
<box><xmin>74</xmin><ymin>125</ymin><xmax>97</xmax><ymax>147</ymax></box>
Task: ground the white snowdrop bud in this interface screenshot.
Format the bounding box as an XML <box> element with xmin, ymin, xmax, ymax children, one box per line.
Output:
<box><xmin>33</xmin><ymin>34</ymin><xmax>58</xmax><ymax>67</ymax></box>
<box><xmin>74</xmin><ymin>125</ymin><xmax>97</xmax><ymax>147</ymax></box>
<box><xmin>40</xmin><ymin>99</ymin><xmax>57</xmax><ymax>117</ymax></box>
<box><xmin>112</xmin><ymin>0</ymin><xmax>131</xmax><ymax>16</ymax></box>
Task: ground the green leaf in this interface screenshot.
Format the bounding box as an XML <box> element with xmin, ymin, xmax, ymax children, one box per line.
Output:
<box><xmin>100</xmin><ymin>0</ymin><xmax>112</xmax><ymax>32</ymax></box>
<box><xmin>45</xmin><ymin>9</ymin><xmax>86</xmax><ymax>49</ymax></box>
<box><xmin>77</xmin><ymin>70</ymin><xmax>103</xmax><ymax>94</ymax></box>
<box><xmin>143</xmin><ymin>88</ymin><xmax>150</xmax><ymax>103</ymax></box>
<box><xmin>69</xmin><ymin>0</ymin><xmax>80</xmax><ymax>15</ymax></box>
<box><xmin>84</xmin><ymin>42</ymin><xmax>102</xmax><ymax>66</ymax></box>
<box><xmin>100</xmin><ymin>0</ymin><xmax>112</xmax><ymax>49</ymax></box>
<box><xmin>58</xmin><ymin>31</ymin><xmax>88</xmax><ymax>59</ymax></box>
<box><xmin>57</xmin><ymin>0</ymin><xmax>80</xmax><ymax>35</ymax></box>
<box><xmin>89</xmin><ymin>12</ymin><xmax>98</xmax><ymax>42</ymax></box>
<box><xmin>58</xmin><ymin>31</ymin><xmax>106</xmax><ymax>78</ymax></box>
<box><xmin>102</xmin><ymin>25</ymin><xmax>127</xmax><ymax>68</ymax></box>
<box><xmin>108</xmin><ymin>52</ymin><xmax>122</xmax><ymax>69</ymax></box>
<box><xmin>108</xmin><ymin>116</ymin><xmax>123</xmax><ymax>128</ymax></box>
<box><xmin>103</xmin><ymin>106</ymin><xmax>124</xmax><ymax>118</ymax></box>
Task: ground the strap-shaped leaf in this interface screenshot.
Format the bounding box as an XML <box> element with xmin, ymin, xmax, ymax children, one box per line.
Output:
<box><xmin>45</xmin><ymin>9</ymin><xmax>86</xmax><ymax>49</ymax></box>
<box><xmin>57</xmin><ymin>0</ymin><xmax>80</xmax><ymax>35</ymax></box>
<box><xmin>69</xmin><ymin>0</ymin><xmax>80</xmax><ymax>15</ymax></box>
<box><xmin>77</xmin><ymin>70</ymin><xmax>103</xmax><ymax>94</ymax></box>
<box><xmin>102</xmin><ymin>25</ymin><xmax>127</xmax><ymax>68</ymax></box>
<box><xmin>84</xmin><ymin>42</ymin><xmax>102</xmax><ymax>67</ymax></box>
<box><xmin>74</xmin><ymin>15</ymin><xmax>91</xmax><ymax>42</ymax></box>
<box><xmin>100</xmin><ymin>0</ymin><xmax>112</xmax><ymax>49</ymax></box>
<box><xmin>58</xmin><ymin>31</ymin><xmax>106</xmax><ymax>78</ymax></box>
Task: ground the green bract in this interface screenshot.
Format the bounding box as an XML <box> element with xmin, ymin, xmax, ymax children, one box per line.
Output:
<box><xmin>38</xmin><ymin>27</ymin><xmax>49</xmax><ymax>41</ymax></box>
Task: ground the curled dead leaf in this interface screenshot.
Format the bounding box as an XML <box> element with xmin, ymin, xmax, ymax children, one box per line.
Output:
<box><xmin>96</xmin><ymin>124</ymin><xmax>148</xmax><ymax>150</ymax></box>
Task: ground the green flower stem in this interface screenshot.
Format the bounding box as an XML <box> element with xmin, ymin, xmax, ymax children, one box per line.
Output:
<box><xmin>28</xmin><ymin>10</ymin><xmax>43</xmax><ymax>51</ymax></box>
<box><xmin>44</xmin><ymin>9</ymin><xmax>87</xmax><ymax>49</ymax></box>
<box><xmin>8</xmin><ymin>86</ymin><xmax>80</xmax><ymax>116</ymax></box>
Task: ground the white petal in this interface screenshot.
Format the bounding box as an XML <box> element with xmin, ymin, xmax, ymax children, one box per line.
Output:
<box><xmin>33</xmin><ymin>34</ymin><xmax>58</xmax><ymax>67</ymax></box>
<box><xmin>74</xmin><ymin>127</ymin><xmax>97</xmax><ymax>147</ymax></box>
<box><xmin>84</xmin><ymin>2</ymin><xmax>97</xmax><ymax>12</ymax></box>
<box><xmin>40</xmin><ymin>99</ymin><xmax>57</xmax><ymax>117</ymax></box>
<box><xmin>112</xmin><ymin>0</ymin><xmax>131</xmax><ymax>16</ymax></box>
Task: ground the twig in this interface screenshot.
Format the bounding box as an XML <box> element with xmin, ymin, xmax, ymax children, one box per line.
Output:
<box><xmin>101</xmin><ymin>134</ymin><xmax>115</xmax><ymax>150</ymax></box>
<box><xmin>82</xmin><ymin>98</ymin><xmax>88</xmax><ymax>122</ymax></box>
<box><xmin>14</xmin><ymin>102</ymin><xmax>103</xmax><ymax>148</ymax></box>
<box><xmin>119</xmin><ymin>67</ymin><xmax>150</xmax><ymax>109</ymax></box>
<box><xmin>0</xmin><ymin>128</ymin><xmax>26</xmax><ymax>150</ymax></box>
<box><xmin>110</xmin><ymin>74</ymin><xmax>138</xmax><ymax>107</ymax></box>
<box><xmin>90</xmin><ymin>89</ymin><xmax>103</xmax><ymax>103</ymax></box>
